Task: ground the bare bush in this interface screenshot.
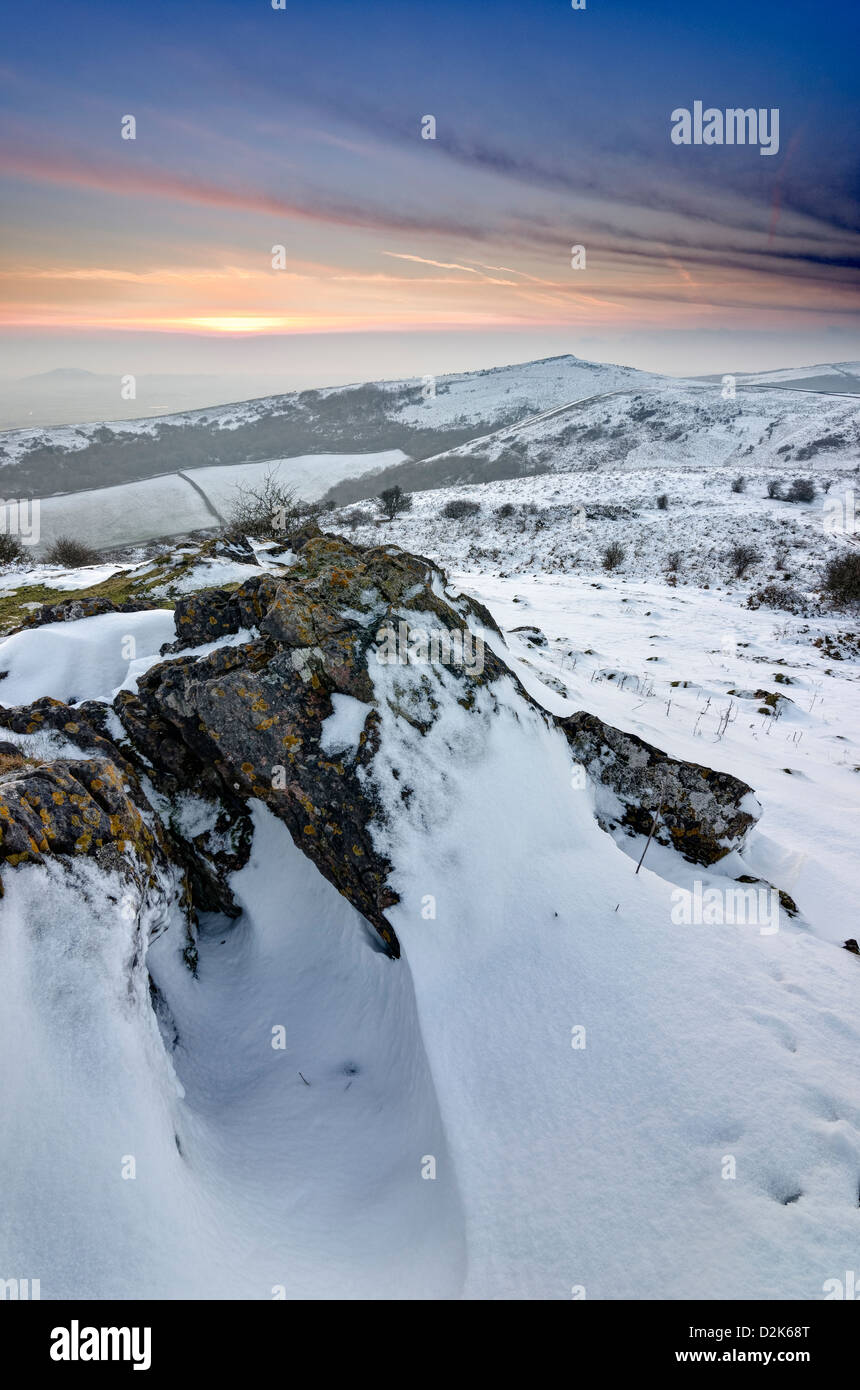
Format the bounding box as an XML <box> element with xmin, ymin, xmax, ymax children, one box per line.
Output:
<box><xmin>45</xmin><ymin>536</ymin><xmax>99</xmax><ymax>568</ymax></box>
<box><xmin>0</xmin><ymin>533</ymin><xmax>26</xmax><ymax>567</ymax></box>
<box><xmin>442</xmin><ymin>498</ymin><xmax>481</xmax><ymax>520</ymax></box>
<box><xmin>226</xmin><ymin>468</ymin><xmax>317</xmax><ymax>540</ymax></box>
<box><xmin>602</xmin><ymin>540</ymin><xmax>625</xmax><ymax>571</ymax></box>
<box><xmin>823</xmin><ymin>552</ymin><xmax>860</xmax><ymax>605</ymax></box>
<box><xmin>786</xmin><ymin>478</ymin><xmax>815</xmax><ymax>503</ymax></box>
<box><xmin>748</xmin><ymin>583</ymin><xmax>804</xmax><ymax>613</ymax></box>
<box><xmin>767</xmin><ymin>479</ymin><xmax>783</xmax><ymax>499</ymax></box>
<box><xmin>656</xmin><ymin>493</ymin><xmax>669</xmax><ymax>510</ymax></box>
<box><xmin>731</xmin><ymin>476</ymin><xmax>746</xmax><ymax>494</ymax></box>
<box><xmin>728</xmin><ymin>542</ymin><xmax>759</xmax><ymax>578</ymax></box>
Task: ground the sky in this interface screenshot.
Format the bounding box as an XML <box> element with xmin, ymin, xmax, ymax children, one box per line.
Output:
<box><xmin>1</xmin><ymin>0</ymin><xmax>859</xmax><ymax>409</ymax></box>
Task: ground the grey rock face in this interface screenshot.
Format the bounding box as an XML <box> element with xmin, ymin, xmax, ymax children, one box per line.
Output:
<box><xmin>557</xmin><ymin>710</ymin><xmax>758</xmax><ymax>865</ymax></box>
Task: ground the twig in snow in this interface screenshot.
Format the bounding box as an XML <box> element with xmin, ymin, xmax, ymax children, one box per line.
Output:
<box><xmin>635</xmin><ymin>787</ymin><xmax>665</xmax><ymax>876</ymax></box>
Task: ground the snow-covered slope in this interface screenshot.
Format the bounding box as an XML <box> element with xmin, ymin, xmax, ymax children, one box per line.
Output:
<box><xmin>375</xmin><ymin>657</ymin><xmax>860</xmax><ymax>1298</ymax></box>
<box><xmin>1</xmin><ymin>347</ymin><xmax>858</xmax><ymax>1302</ymax></box>
<box><xmin>0</xmin><ymin>523</ymin><xmax>858</xmax><ymax>1300</ymax></box>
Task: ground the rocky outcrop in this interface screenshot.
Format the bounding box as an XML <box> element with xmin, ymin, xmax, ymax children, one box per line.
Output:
<box><xmin>0</xmin><ymin>528</ymin><xmax>762</xmax><ymax>958</ymax></box>
<box><xmin>0</xmin><ymin>756</ymin><xmax>159</xmax><ymax>872</ymax></box>
<box><xmin>0</xmin><ymin>696</ymin><xmax>139</xmax><ymax>775</ymax></box>
<box><xmin>114</xmin><ymin>535</ymin><xmax>507</xmax><ymax>957</ymax></box>
<box><xmin>0</xmin><ymin>696</ymin><xmax>242</xmax><ymax>921</ymax></box>
<box><xmin>160</xmin><ymin>573</ymin><xmax>280</xmax><ymax>653</ymax></box>
<box><xmin>557</xmin><ymin>711</ymin><xmax>758</xmax><ymax>865</ymax></box>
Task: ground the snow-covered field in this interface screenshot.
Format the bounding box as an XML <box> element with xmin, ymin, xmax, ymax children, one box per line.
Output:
<box><xmin>30</xmin><ymin>451</ymin><xmax>407</xmax><ymax>553</ymax></box>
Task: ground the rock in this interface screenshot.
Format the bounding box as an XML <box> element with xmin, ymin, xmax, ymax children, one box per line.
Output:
<box><xmin>160</xmin><ymin>573</ymin><xmax>281</xmax><ymax>654</ymax></box>
<box><xmin>0</xmin><ymin>755</ymin><xmax>163</xmax><ymax>876</ymax></box>
<box><xmin>209</xmin><ymin>533</ymin><xmax>259</xmax><ymax>564</ymax></box>
<box><xmin>11</xmin><ymin>595</ymin><xmax>157</xmax><ymax>633</ymax></box>
<box><xmin>114</xmin><ymin>533</ymin><xmax>508</xmax><ymax>957</ymax></box>
<box><xmin>556</xmin><ymin>710</ymin><xmax>759</xmax><ymax>865</ymax></box>
<box><xmin>0</xmin><ymin>530</ymin><xmax>769</xmax><ymax>952</ymax></box>
<box><xmin>510</xmin><ymin>625</ymin><xmax>548</xmax><ymax>647</ymax></box>
<box><xmin>0</xmin><ymin>755</ymin><xmax>198</xmax><ymax>969</ymax></box>
<box><xmin>0</xmin><ymin>696</ymin><xmax>242</xmax><ymax>920</ymax></box>
<box><xmin>0</xmin><ymin>697</ymin><xmax>139</xmax><ymax>777</ymax></box>
<box><xmin>844</xmin><ymin>939</ymin><xmax>859</xmax><ymax>956</ymax></box>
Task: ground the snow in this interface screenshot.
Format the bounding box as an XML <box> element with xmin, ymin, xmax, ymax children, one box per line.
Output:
<box><xmin>26</xmin><ymin>452</ymin><xmax>407</xmax><ymax>553</ymax></box>
<box><xmin>0</xmin><ymin>562</ymin><xmax>137</xmax><ymax>595</ymax></box>
<box><xmin>185</xmin><ymin>452</ymin><xmax>407</xmax><ymax>512</ymax></box>
<box><xmin>0</xmin><ymin>808</ymin><xmax>465</xmax><ymax>1298</ymax></box>
<box><xmin>367</xmin><ymin>646</ymin><xmax>860</xmax><ymax>1298</ymax></box>
<box><xmin>388</xmin><ymin>354</ymin><xmax>666</xmax><ymax>429</ymax></box>
<box><xmin>0</xmin><ymin>608</ymin><xmax>175</xmax><ymax>707</ymax></box>
<box><xmin>329</xmin><ymin>433</ymin><xmax>857</xmax><ymax>596</ymax></box>
<box><xmin>319</xmin><ymin>693</ymin><xmax>372</xmax><ymax>757</ymax></box>
<box><xmin>2</xmin><ymin>352</ymin><xmax>859</xmax><ymax>1302</ymax></box>
<box><xmin>2</xmin><ymin>549</ymin><xmax>858</xmax><ymax>1300</ymax></box>
<box><xmin>148</xmin><ymin>558</ymin><xmax>270</xmax><ymax>597</ymax></box>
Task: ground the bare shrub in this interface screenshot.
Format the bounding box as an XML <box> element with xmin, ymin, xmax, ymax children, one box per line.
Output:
<box><xmin>442</xmin><ymin>498</ymin><xmax>481</xmax><ymax>520</ymax></box>
<box><xmin>728</xmin><ymin>542</ymin><xmax>759</xmax><ymax>578</ymax></box>
<box><xmin>226</xmin><ymin>468</ymin><xmax>317</xmax><ymax>540</ymax></box>
<box><xmin>823</xmin><ymin>552</ymin><xmax>860</xmax><ymax>605</ymax></box>
<box><xmin>786</xmin><ymin>478</ymin><xmax>815</xmax><ymax>503</ymax></box>
<box><xmin>731</xmin><ymin>476</ymin><xmax>746</xmax><ymax>494</ymax></box>
<box><xmin>602</xmin><ymin>540</ymin><xmax>625</xmax><ymax>571</ymax></box>
<box><xmin>0</xmin><ymin>533</ymin><xmax>26</xmax><ymax>567</ymax></box>
<box><xmin>748</xmin><ymin>583</ymin><xmax>804</xmax><ymax>613</ymax></box>
<box><xmin>45</xmin><ymin>536</ymin><xmax>99</xmax><ymax>568</ymax></box>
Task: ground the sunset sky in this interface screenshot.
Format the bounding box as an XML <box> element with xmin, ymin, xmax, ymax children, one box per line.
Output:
<box><xmin>2</xmin><ymin>0</ymin><xmax>859</xmax><ymax>388</ymax></box>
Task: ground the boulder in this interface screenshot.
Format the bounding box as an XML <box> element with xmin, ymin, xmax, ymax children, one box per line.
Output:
<box><xmin>557</xmin><ymin>710</ymin><xmax>759</xmax><ymax>865</ymax></box>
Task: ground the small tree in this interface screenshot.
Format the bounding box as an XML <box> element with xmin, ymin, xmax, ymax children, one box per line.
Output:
<box><xmin>767</xmin><ymin>479</ymin><xmax>783</xmax><ymax>499</ymax></box>
<box><xmin>786</xmin><ymin>478</ymin><xmax>815</xmax><ymax>503</ymax></box>
<box><xmin>227</xmin><ymin>469</ymin><xmax>315</xmax><ymax>540</ymax></box>
<box><xmin>728</xmin><ymin>542</ymin><xmax>759</xmax><ymax>578</ymax></box>
<box><xmin>377</xmin><ymin>486</ymin><xmax>413</xmax><ymax>522</ymax></box>
<box><xmin>664</xmin><ymin>549</ymin><xmax>682</xmax><ymax>573</ymax></box>
<box><xmin>602</xmin><ymin>540</ymin><xmax>625</xmax><ymax>571</ymax></box>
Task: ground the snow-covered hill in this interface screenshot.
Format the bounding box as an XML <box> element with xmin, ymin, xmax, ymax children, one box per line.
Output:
<box><xmin>5</xmin><ymin>353</ymin><xmax>857</xmax><ymax>559</ymax></box>
<box><xmin>1</xmin><ymin>353</ymin><xmax>858</xmax><ymax>1303</ymax></box>
<box><xmin>0</xmin><ymin>526</ymin><xmax>857</xmax><ymax>1300</ymax></box>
